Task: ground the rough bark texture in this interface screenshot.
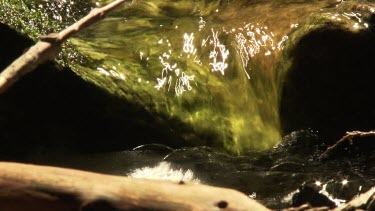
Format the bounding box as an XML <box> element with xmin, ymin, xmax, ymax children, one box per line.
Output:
<box><xmin>0</xmin><ymin>162</ymin><xmax>270</xmax><ymax>211</ymax></box>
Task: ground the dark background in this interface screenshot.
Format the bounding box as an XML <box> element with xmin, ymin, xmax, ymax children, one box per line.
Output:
<box><xmin>0</xmin><ymin>23</ymin><xmax>191</xmax><ymax>161</ymax></box>
<box><xmin>280</xmin><ymin>24</ymin><xmax>375</xmax><ymax>146</ymax></box>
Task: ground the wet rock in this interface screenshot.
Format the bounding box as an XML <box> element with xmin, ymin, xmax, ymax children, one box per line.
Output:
<box><xmin>280</xmin><ymin>21</ymin><xmax>375</xmax><ymax>144</ymax></box>
<box><xmin>292</xmin><ymin>186</ymin><xmax>336</xmax><ymax>209</ymax></box>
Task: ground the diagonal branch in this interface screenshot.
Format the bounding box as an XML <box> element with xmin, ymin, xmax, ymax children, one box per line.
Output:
<box><xmin>0</xmin><ymin>0</ymin><xmax>127</xmax><ymax>94</ymax></box>
<box><xmin>319</xmin><ymin>130</ymin><xmax>375</xmax><ymax>159</ymax></box>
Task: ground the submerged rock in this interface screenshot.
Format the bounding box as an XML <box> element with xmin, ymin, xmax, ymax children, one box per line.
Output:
<box><xmin>280</xmin><ymin>10</ymin><xmax>375</xmax><ymax>144</ymax></box>
<box><xmin>292</xmin><ymin>185</ymin><xmax>336</xmax><ymax>209</ymax></box>
<box><xmin>1</xmin><ymin>0</ymin><xmax>375</xmax><ymax>154</ymax></box>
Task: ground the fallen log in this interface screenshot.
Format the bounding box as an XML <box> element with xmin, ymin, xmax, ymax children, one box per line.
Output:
<box><xmin>0</xmin><ymin>162</ymin><xmax>270</xmax><ymax>211</ymax></box>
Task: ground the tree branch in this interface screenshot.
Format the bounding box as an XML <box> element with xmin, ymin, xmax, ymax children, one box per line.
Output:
<box><xmin>0</xmin><ymin>0</ymin><xmax>127</xmax><ymax>94</ymax></box>
<box><xmin>0</xmin><ymin>162</ymin><xmax>374</xmax><ymax>210</ymax></box>
<box><xmin>319</xmin><ymin>130</ymin><xmax>375</xmax><ymax>159</ymax></box>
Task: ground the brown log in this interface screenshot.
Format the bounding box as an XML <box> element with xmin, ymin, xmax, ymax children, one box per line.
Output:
<box><xmin>0</xmin><ymin>162</ymin><xmax>270</xmax><ymax>211</ymax></box>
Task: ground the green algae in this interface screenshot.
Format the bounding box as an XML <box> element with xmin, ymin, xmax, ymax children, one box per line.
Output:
<box><xmin>1</xmin><ymin>0</ymin><xmax>374</xmax><ymax>154</ymax></box>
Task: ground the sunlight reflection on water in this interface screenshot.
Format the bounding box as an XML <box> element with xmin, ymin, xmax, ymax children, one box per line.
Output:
<box><xmin>2</xmin><ymin>0</ymin><xmax>374</xmax><ymax>152</ymax></box>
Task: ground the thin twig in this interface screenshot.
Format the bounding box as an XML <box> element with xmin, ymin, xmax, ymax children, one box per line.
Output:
<box><xmin>0</xmin><ymin>0</ymin><xmax>127</xmax><ymax>93</ymax></box>
<box><xmin>319</xmin><ymin>130</ymin><xmax>375</xmax><ymax>159</ymax></box>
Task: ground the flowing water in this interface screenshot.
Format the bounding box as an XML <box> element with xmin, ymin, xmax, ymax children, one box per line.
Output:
<box><xmin>4</xmin><ymin>0</ymin><xmax>373</xmax><ymax>153</ymax></box>
<box><xmin>1</xmin><ymin>0</ymin><xmax>375</xmax><ymax>209</ymax></box>
<box><xmin>23</xmin><ymin>129</ymin><xmax>375</xmax><ymax>209</ymax></box>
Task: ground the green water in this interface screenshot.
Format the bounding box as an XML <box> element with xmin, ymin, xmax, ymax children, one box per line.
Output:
<box><xmin>1</xmin><ymin>0</ymin><xmax>373</xmax><ymax>154</ymax></box>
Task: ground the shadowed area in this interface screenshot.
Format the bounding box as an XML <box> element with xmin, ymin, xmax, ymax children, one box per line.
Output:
<box><xmin>280</xmin><ymin>24</ymin><xmax>375</xmax><ymax>145</ymax></box>
<box><xmin>0</xmin><ymin>23</ymin><xmax>194</xmax><ymax>161</ymax></box>
<box><xmin>2</xmin><ymin>0</ymin><xmax>348</xmax><ymax>153</ymax></box>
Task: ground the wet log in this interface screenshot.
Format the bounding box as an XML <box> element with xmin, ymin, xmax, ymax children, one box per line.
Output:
<box><xmin>0</xmin><ymin>162</ymin><xmax>269</xmax><ymax>211</ymax></box>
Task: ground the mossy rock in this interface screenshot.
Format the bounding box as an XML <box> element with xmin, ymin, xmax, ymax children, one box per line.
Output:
<box><xmin>1</xmin><ymin>0</ymin><xmax>374</xmax><ymax>154</ymax></box>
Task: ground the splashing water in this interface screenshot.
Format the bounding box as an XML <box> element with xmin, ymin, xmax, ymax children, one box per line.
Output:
<box><xmin>1</xmin><ymin>0</ymin><xmax>374</xmax><ymax>154</ymax></box>
<box><xmin>128</xmin><ymin>161</ymin><xmax>200</xmax><ymax>183</ymax></box>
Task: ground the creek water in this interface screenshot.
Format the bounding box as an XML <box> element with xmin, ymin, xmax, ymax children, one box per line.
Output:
<box><xmin>21</xmin><ymin>130</ymin><xmax>375</xmax><ymax>209</ymax></box>
<box><xmin>1</xmin><ymin>0</ymin><xmax>375</xmax><ymax>209</ymax></box>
